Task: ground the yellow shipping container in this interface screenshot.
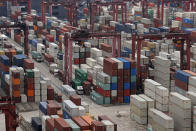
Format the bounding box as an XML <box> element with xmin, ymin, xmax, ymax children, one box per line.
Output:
<box><xmin>0</xmin><ymin>50</ymin><xmax>5</xmax><ymax>55</ymax></box>
<box><xmin>147</xmin><ymin>42</ymin><xmax>155</xmax><ymax>48</ymax></box>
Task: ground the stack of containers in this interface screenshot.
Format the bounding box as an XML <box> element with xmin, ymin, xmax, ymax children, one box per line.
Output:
<box><xmin>33</xmin><ymin>68</ymin><xmax>41</xmax><ymax>102</ymax></box>
<box><xmin>117</xmin><ymin>58</ymin><xmax>131</xmax><ymax>103</ymax></box>
<box><xmin>169</xmin><ymin>92</ymin><xmax>191</xmax><ymax>131</ymax></box>
<box><xmin>125</xmin><ymin>58</ymin><xmax>137</xmax><ymax>95</ymax></box>
<box><xmin>72</xmin><ymin>69</ymin><xmax>87</xmax><ymax>89</ymax></box>
<box><xmin>57</xmin><ymin>53</ymin><xmax>63</xmax><ymax>71</ymax></box>
<box><xmin>95</xmin><ymin>72</ymin><xmax>111</xmax><ymax>104</ymax></box>
<box><xmin>154</xmin><ymin>55</ymin><xmax>171</xmax><ymax>88</ymax></box>
<box><xmin>40</xmin><ymin>80</ymin><xmax>48</xmax><ymax>101</ymax></box>
<box><xmin>130</xmin><ymin>95</ymin><xmax>147</xmax><ymax>125</ymax></box>
<box><xmin>155</xmin><ymin>86</ymin><xmax>169</xmax><ymax>112</ymax></box>
<box><xmin>62</xmin><ymin>100</ymin><xmax>79</xmax><ymax>119</ymax></box>
<box><xmin>111</xmin><ymin>58</ymin><xmax>123</xmax><ymax>104</ymax></box>
<box><xmin>101</xmin><ymin>43</ymin><xmax>112</xmax><ymax>57</ymax></box>
<box><xmin>25</xmin><ymin>69</ymin><xmax>34</xmax><ymax>102</ymax></box>
<box><xmin>174</xmin><ymin>70</ymin><xmax>192</xmax><ymax>96</ymax></box>
<box><xmin>186</xmin><ymin>91</ymin><xmax>196</xmax><ymax>130</ymax></box>
<box><xmin>0</xmin><ymin>55</ymin><xmax>10</xmax><ymax>89</ymax></box>
<box><xmin>17</xmin><ymin>67</ymin><xmax>24</xmax><ymax>94</ymax></box>
<box><xmin>11</xmin><ymin>69</ymin><xmax>21</xmax><ymax>102</ymax></box>
<box><xmin>144</xmin><ymin>79</ymin><xmax>161</xmax><ymax>100</ymax></box>
<box><xmin>49</xmin><ymin>42</ymin><xmax>58</xmax><ymax>61</ymax></box>
<box><xmin>148</xmin><ymin>108</ymin><xmax>174</xmax><ymax>131</ymax></box>
<box><xmin>103</xmin><ymin>58</ymin><xmax>118</xmax><ymax>103</ymax></box>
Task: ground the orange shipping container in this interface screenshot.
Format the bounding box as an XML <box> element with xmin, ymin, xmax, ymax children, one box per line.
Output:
<box><xmin>81</xmin><ymin>115</ymin><xmax>94</xmax><ymax>126</ymax></box>
<box><xmin>27</xmin><ymin>90</ymin><xmax>34</xmax><ymax>96</ymax></box>
<box><xmin>183</xmin><ymin>70</ymin><xmax>196</xmax><ymax>76</ymax></box>
<box><xmin>12</xmin><ymin>78</ymin><xmax>20</xmax><ymax>85</ymax></box>
<box><xmin>12</xmin><ymin>90</ymin><xmax>20</xmax><ymax>97</ymax></box>
<box><xmin>34</xmin><ymin>25</ymin><xmax>38</xmax><ymax>31</ymax></box>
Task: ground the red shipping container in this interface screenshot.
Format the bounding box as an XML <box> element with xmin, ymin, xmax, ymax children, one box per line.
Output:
<box><xmin>91</xmin><ymin>121</ymin><xmax>105</xmax><ymax>131</ymax></box>
<box><xmin>175</xmin><ymin>78</ymin><xmax>188</xmax><ymax>91</ymax></box>
<box><xmin>96</xmin><ymin>87</ymin><xmax>111</xmax><ymax>97</ymax></box>
<box><xmin>104</xmin><ymin>58</ymin><xmax>118</xmax><ymax>70</ymax></box>
<box><xmin>79</xmin><ymin>58</ymin><xmax>85</xmax><ymax>64</ymax></box>
<box><xmin>86</xmin><ymin>52</ymin><xmax>90</xmax><ymax>57</ymax></box>
<box><xmin>24</xmin><ymin>59</ymin><xmax>34</xmax><ymax>69</ymax></box>
<box><xmin>70</xmin><ymin>94</ymin><xmax>81</xmax><ymax>106</ymax></box>
<box><xmin>54</xmin><ymin>118</ymin><xmax>71</xmax><ymax>131</ymax></box>
<box><xmin>27</xmin><ymin>96</ymin><xmax>35</xmax><ymax>102</ymax></box>
<box><xmin>72</xmin><ymin>117</ymin><xmax>90</xmax><ymax>130</ymax></box>
<box><xmin>25</xmin><ymin>77</ymin><xmax>34</xmax><ymax>84</ymax></box>
<box><xmin>47</xmin><ymin>86</ymin><xmax>54</xmax><ymax>100</ymax></box>
<box><xmin>124</xmin><ymin>89</ymin><xmax>130</xmax><ymax>96</ymax></box>
<box><xmin>46</xmin><ymin>34</ymin><xmax>54</xmax><ymax>42</ymax></box>
<box><xmin>110</xmin><ymin>96</ymin><xmax>117</xmax><ymax>104</ymax></box>
<box><xmin>117</xmin><ymin>69</ymin><xmax>123</xmax><ymax>76</ymax></box>
<box><xmin>98</xmin><ymin>115</ymin><xmax>117</xmax><ymax>131</ymax></box>
<box><xmin>130</xmin><ymin>89</ymin><xmax>136</xmax><ymax>95</ymax></box>
<box><xmin>46</xmin><ymin>118</ymin><xmax>55</xmax><ymax>131</ymax></box>
<box><xmin>74</xmin><ymin>58</ymin><xmax>79</xmax><ymax>64</ymax></box>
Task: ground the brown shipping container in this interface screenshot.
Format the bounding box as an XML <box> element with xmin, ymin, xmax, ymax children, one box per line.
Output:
<box><xmin>98</xmin><ymin>115</ymin><xmax>117</xmax><ymax>131</ymax></box>
<box><xmin>54</xmin><ymin>118</ymin><xmax>71</xmax><ymax>131</ymax></box>
<box><xmin>70</xmin><ymin>94</ymin><xmax>81</xmax><ymax>106</ymax></box>
<box><xmin>46</xmin><ymin>118</ymin><xmax>55</xmax><ymax>131</ymax></box>
<box><xmin>47</xmin><ymin>100</ymin><xmax>61</xmax><ymax>110</ymax></box>
<box><xmin>91</xmin><ymin>121</ymin><xmax>105</xmax><ymax>131</ymax></box>
<box><xmin>47</xmin><ymin>103</ymin><xmax>58</xmax><ymax>115</ymax></box>
<box><xmin>104</xmin><ymin>58</ymin><xmax>118</xmax><ymax>70</ymax></box>
<box><xmin>24</xmin><ymin>59</ymin><xmax>34</xmax><ymax>69</ymax></box>
<box><xmin>72</xmin><ymin>117</ymin><xmax>90</xmax><ymax>130</ymax></box>
<box><xmin>101</xmin><ymin>43</ymin><xmax>112</xmax><ymax>53</ymax></box>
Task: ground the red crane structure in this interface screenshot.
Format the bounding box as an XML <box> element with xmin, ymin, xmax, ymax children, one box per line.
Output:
<box><xmin>90</xmin><ymin>1</ymin><xmax>127</xmax><ymax>31</ymax></box>
<box><xmin>41</xmin><ymin>0</ymin><xmax>77</xmax><ymax>27</ymax></box>
<box><xmin>0</xmin><ymin>96</ymin><xmax>18</xmax><ymax>131</ymax></box>
<box><xmin>64</xmin><ymin>30</ymin><xmax>121</xmax><ymax>84</ymax></box>
<box><xmin>132</xmin><ymin>33</ymin><xmax>191</xmax><ymax>89</ymax></box>
<box><xmin>0</xmin><ymin>22</ymin><xmax>29</xmax><ymax>56</ymax></box>
<box><xmin>0</xmin><ymin>0</ymin><xmax>31</xmax><ymax>14</ymax></box>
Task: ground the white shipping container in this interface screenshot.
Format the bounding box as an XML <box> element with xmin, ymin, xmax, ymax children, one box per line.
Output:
<box><xmin>130</xmin><ymin>95</ymin><xmax>147</xmax><ymax>109</ymax></box>
<box><xmin>63</xmin><ymin>100</ymin><xmax>79</xmax><ymax>117</ymax></box>
<box><xmin>101</xmin><ymin>120</ymin><xmax>114</xmax><ymax>131</ymax></box>
<box><xmin>149</xmin><ymin>108</ymin><xmax>174</xmax><ymax>129</ymax></box>
<box><xmin>170</xmin><ymin>92</ymin><xmax>191</xmax><ymax>109</ymax></box>
<box><xmin>62</xmin><ymin>85</ymin><xmax>76</xmax><ymax>97</ymax></box>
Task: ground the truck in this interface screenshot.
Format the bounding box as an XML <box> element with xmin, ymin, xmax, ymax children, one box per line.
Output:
<box><xmin>32</xmin><ymin>51</ymin><xmax>43</xmax><ymax>62</ymax></box>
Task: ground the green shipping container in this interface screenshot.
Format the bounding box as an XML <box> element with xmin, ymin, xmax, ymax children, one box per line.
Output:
<box><xmin>75</xmin><ymin>69</ymin><xmax>87</xmax><ymax>82</ymax></box>
<box><xmin>79</xmin><ymin>52</ymin><xmax>85</xmax><ymax>58</ymax></box>
<box><xmin>90</xmin><ymin>91</ymin><xmax>104</xmax><ymax>105</ymax></box>
<box><xmin>72</xmin><ymin>79</ymin><xmax>82</xmax><ymax>89</ymax></box>
<box><xmin>26</xmin><ymin>69</ymin><xmax>34</xmax><ymax>78</ymax></box>
<box><xmin>111</xmin><ymin>76</ymin><xmax>117</xmax><ymax>83</ymax></box>
<box><xmin>131</xmin><ymin>76</ymin><xmax>136</xmax><ymax>83</ymax></box>
<box><xmin>104</xmin><ymin>97</ymin><xmax>110</xmax><ymax>104</ymax></box>
<box><xmin>64</xmin><ymin>119</ymin><xmax>80</xmax><ymax>131</ymax></box>
<box><xmin>96</xmin><ymin>80</ymin><xmax>110</xmax><ymax>90</ymax></box>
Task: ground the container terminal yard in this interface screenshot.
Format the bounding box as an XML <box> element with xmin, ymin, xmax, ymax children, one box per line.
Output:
<box><xmin>1</xmin><ymin>0</ymin><xmax>196</xmax><ymax>131</ymax></box>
